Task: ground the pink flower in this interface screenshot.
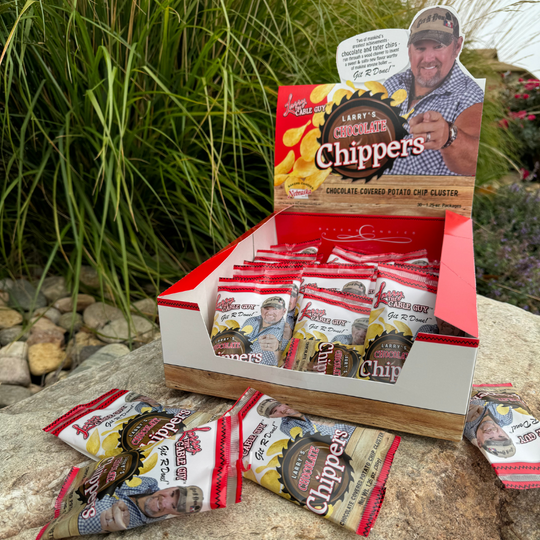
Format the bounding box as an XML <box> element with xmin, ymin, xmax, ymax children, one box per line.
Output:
<box><xmin>525</xmin><ymin>83</ymin><xmax>536</xmax><ymax>90</ymax></box>
<box><xmin>515</xmin><ymin>94</ymin><xmax>521</xmax><ymax>99</ymax></box>
<box><xmin>509</xmin><ymin>111</ymin><xmax>519</xmax><ymax>119</ymax></box>
<box><xmin>519</xmin><ymin>78</ymin><xmax>524</xmax><ymax>82</ymax></box>
<box><xmin>528</xmin><ymin>115</ymin><xmax>537</xmax><ymax>121</ymax></box>
<box><xmin>521</xmin><ymin>168</ymin><xmax>530</xmax><ymax>179</ymax></box>
<box><xmin>517</xmin><ymin>110</ymin><xmax>528</xmax><ymax>119</ymax></box>
<box><xmin>523</xmin><ymin>93</ymin><xmax>530</xmax><ymax>99</ymax></box>
<box><xmin>498</xmin><ymin>118</ymin><xmax>509</xmax><ymax>128</ymax></box>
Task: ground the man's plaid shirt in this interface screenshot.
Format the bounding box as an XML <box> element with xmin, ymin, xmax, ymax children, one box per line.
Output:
<box><xmin>383</xmin><ymin>62</ymin><xmax>484</xmax><ymax>176</ymax></box>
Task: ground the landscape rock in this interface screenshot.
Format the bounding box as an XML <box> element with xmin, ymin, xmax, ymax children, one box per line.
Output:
<box><xmin>28</xmin><ymin>383</ymin><xmax>43</xmax><ymax>394</ymax></box>
<box><xmin>0</xmin><ymin>291</ymin><xmax>8</xmax><ymax>307</ymax></box>
<box><xmin>58</xmin><ymin>312</ymin><xmax>84</xmax><ymax>332</ymax></box>
<box><xmin>8</xmin><ymin>278</ymin><xmax>47</xmax><ymax>310</ymax></box>
<box><xmin>0</xmin><ymin>355</ymin><xmax>31</xmax><ymax>386</ymax></box>
<box><xmin>99</xmin><ymin>315</ymin><xmax>154</xmax><ymax>344</ymax></box>
<box><xmin>83</xmin><ymin>301</ymin><xmax>124</xmax><ymax>330</ymax></box>
<box><xmin>65</xmin><ymin>331</ymin><xmax>104</xmax><ymax>366</ymax></box>
<box><xmin>79</xmin><ymin>265</ymin><xmax>100</xmax><ymax>288</ymax></box>
<box><xmin>0</xmin><ymin>325</ymin><xmax>28</xmax><ymax>345</ymax></box>
<box><xmin>0</xmin><ymin>308</ymin><xmax>23</xmax><ymax>329</ymax></box>
<box><xmin>0</xmin><ymin>278</ymin><xmax>14</xmax><ymax>291</ymax></box>
<box><xmin>69</xmin><ymin>343</ymin><xmax>130</xmax><ymax>376</ymax></box>
<box><xmin>41</xmin><ymin>276</ymin><xmax>70</xmax><ymax>302</ymax></box>
<box><xmin>28</xmin><ymin>343</ymin><xmax>67</xmax><ymax>376</ymax></box>
<box><xmin>3</xmin><ymin>296</ymin><xmax>540</xmax><ymax>540</ymax></box>
<box><xmin>78</xmin><ymin>344</ymin><xmax>105</xmax><ymax>363</ymax></box>
<box><xmin>130</xmin><ymin>297</ymin><xmax>158</xmax><ymax>318</ymax></box>
<box><xmin>26</xmin><ymin>317</ymin><xmax>66</xmax><ymax>347</ymax></box>
<box><xmin>54</xmin><ymin>294</ymin><xmax>96</xmax><ymax>313</ymax></box>
<box><xmin>32</xmin><ymin>306</ymin><xmax>62</xmax><ymax>326</ymax></box>
<box><xmin>0</xmin><ymin>384</ymin><xmax>32</xmax><ymax>408</ymax></box>
<box><xmin>0</xmin><ymin>340</ymin><xmax>28</xmax><ymax>359</ymax></box>
<box><xmin>44</xmin><ymin>370</ymin><xmax>70</xmax><ymax>386</ymax></box>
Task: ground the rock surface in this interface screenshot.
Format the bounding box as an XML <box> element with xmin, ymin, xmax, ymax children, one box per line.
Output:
<box><xmin>0</xmin><ymin>326</ymin><xmax>28</xmax><ymax>345</ymax></box>
<box><xmin>0</xmin><ymin>355</ymin><xmax>31</xmax><ymax>386</ymax></box>
<box><xmin>0</xmin><ymin>384</ymin><xmax>32</xmax><ymax>408</ymax></box>
<box><xmin>26</xmin><ymin>317</ymin><xmax>66</xmax><ymax>347</ymax></box>
<box><xmin>28</xmin><ymin>342</ymin><xmax>67</xmax><ymax>376</ymax></box>
<box><xmin>0</xmin><ymin>308</ymin><xmax>23</xmax><ymax>329</ymax></box>
<box><xmin>83</xmin><ymin>301</ymin><xmax>124</xmax><ymax>330</ymax></box>
<box><xmin>41</xmin><ymin>276</ymin><xmax>70</xmax><ymax>302</ymax></box>
<box><xmin>58</xmin><ymin>312</ymin><xmax>83</xmax><ymax>332</ymax></box>
<box><xmin>1</xmin><ymin>296</ymin><xmax>540</xmax><ymax>540</ymax></box>
<box><xmin>8</xmin><ymin>279</ymin><xmax>47</xmax><ymax>310</ymax></box>
<box><xmin>54</xmin><ymin>294</ymin><xmax>96</xmax><ymax>313</ymax></box>
<box><xmin>69</xmin><ymin>343</ymin><xmax>130</xmax><ymax>376</ymax></box>
<box><xmin>99</xmin><ymin>314</ymin><xmax>154</xmax><ymax>343</ymax></box>
<box><xmin>32</xmin><ymin>306</ymin><xmax>62</xmax><ymax>326</ymax></box>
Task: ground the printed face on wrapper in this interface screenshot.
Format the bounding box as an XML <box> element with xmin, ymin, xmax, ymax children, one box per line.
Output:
<box><xmin>476</xmin><ymin>417</ymin><xmax>516</xmax><ymax>458</ymax></box>
<box><xmin>140</xmin><ymin>485</ymin><xmax>204</xmax><ymax>518</ymax></box>
<box><xmin>261</xmin><ymin>296</ymin><xmax>287</xmax><ymax>327</ymax></box>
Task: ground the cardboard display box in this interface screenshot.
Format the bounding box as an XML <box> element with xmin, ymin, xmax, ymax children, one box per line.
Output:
<box><xmin>159</xmin><ymin>209</ymin><xmax>478</xmax><ymax>441</ymax></box>
<box><xmin>159</xmin><ymin>21</ymin><xmax>486</xmax><ymax>441</ymax></box>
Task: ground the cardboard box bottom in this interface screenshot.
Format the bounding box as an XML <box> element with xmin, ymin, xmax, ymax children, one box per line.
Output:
<box><xmin>164</xmin><ymin>364</ymin><xmax>466</xmax><ymax>442</ymax></box>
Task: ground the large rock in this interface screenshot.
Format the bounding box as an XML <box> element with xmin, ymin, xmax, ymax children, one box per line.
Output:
<box><xmin>0</xmin><ymin>384</ymin><xmax>32</xmax><ymax>408</ymax></box>
<box><xmin>65</xmin><ymin>331</ymin><xmax>104</xmax><ymax>366</ymax></box>
<box><xmin>130</xmin><ymin>297</ymin><xmax>158</xmax><ymax>318</ymax></box>
<box><xmin>0</xmin><ymin>325</ymin><xmax>29</xmax><ymax>345</ymax></box>
<box><xmin>8</xmin><ymin>278</ymin><xmax>47</xmax><ymax>310</ymax></box>
<box><xmin>31</xmin><ymin>306</ymin><xmax>62</xmax><ymax>326</ymax></box>
<box><xmin>54</xmin><ymin>294</ymin><xmax>96</xmax><ymax>313</ymax></box>
<box><xmin>0</xmin><ymin>355</ymin><xmax>31</xmax><ymax>386</ymax></box>
<box><xmin>79</xmin><ymin>265</ymin><xmax>100</xmax><ymax>288</ymax></box>
<box><xmin>83</xmin><ymin>301</ymin><xmax>124</xmax><ymax>330</ymax></box>
<box><xmin>28</xmin><ymin>342</ymin><xmax>67</xmax><ymax>376</ymax></box>
<box><xmin>0</xmin><ymin>308</ymin><xmax>23</xmax><ymax>329</ymax></box>
<box><xmin>99</xmin><ymin>315</ymin><xmax>154</xmax><ymax>344</ymax></box>
<box><xmin>69</xmin><ymin>343</ymin><xmax>130</xmax><ymax>376</ymax></box>
<box><xmin>58</xmin><ymin>312</ymin><xmax>84</xmax><ymax>332</ymax></box>
<box><xmin>1</xmin><ymin>296</ymin><xmax>540</xmax><ymax>540</ymax></box>
<box><xmin>26</xmin><ymin>317</ymin><xmax>66</xmax><ymax>347</ymax></box>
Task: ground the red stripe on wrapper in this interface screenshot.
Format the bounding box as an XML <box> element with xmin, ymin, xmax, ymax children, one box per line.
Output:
<box><xmin>54</xmin><ymin>467</ymin><xmax>81</xmax><ymax>518</ymax></box>
<box><xmin>157</xmin><ymin>299</ymin><xmax>200</xmax><ymax>311</ymax></box>
<box><xmin>415</xmin><ymin>333</ymin><xmax>479</xmax><ymax>348</ymax></box>
<box><xmin>211</xmin><ymin>416</ymin><xmax>231</xmax><ymax>509</ymax></box>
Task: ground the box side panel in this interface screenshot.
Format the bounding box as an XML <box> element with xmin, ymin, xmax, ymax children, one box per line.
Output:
<box><xmin>160</xmin><ymin>303</ymin><xmax>477</xmax><ymax>416</ymax></box>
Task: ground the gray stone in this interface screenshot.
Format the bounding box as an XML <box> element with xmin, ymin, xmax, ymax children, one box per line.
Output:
<box><xmin>0</xmin><ymin>355</ymin><xmax>31</xmax><ymax>386</ymax></box>
<box><xmin>0</xmin><ymin>278</ymin><xmax>14</xmax><ymax>291</ymax></box>
<box><xmin>0</xmin><ymin>384</ymin><xmax>32</xmax><ymax>407</ymax></box>
<box><xmin>99</xmin><ymin>315</ymin><xmax>154</xmax><ymax>344</ymax></box>
<box><xmin>0</xmin><ymin>291</ymin><xmax>8</xmax><ymax>307</ymax></box>
<box><xmin>58</xmin><ymin>312</ymin><xmax>84</xmax><ymax>332</ymax></box>
<box><xmin>8</xmin><ymin>278</ymin><xmax>47</xmax><ymax>310</ymax></box>
<box><xmin>69</xmin><ymin>343</ymin><xmax>130</xmax><ymax>376</ymax></box>
<box><xmin>26</xmin><ymin>317</ymin><xmax>66</xmax><ymax>347</ymax></box>
<box><xmin>2</xmin><ymin>296</ymin><xmax>540</xmax><ymax>540</ymax></box>
<box><xmin>0</xmin><ymin>325</ymin><xmax>29</xmax><ymax>345</ymax></box>
<box><xmin>54</xmin><ymin>294</ymin><xmax>96</xmax><ymax>313</ymax></box>
<box><xmin>0</xmin><ymin>340</ymin><xmax>28</xmax><ymax>359</ymax></box>
<box><xmin>41</xmin><ymin>275</ymin><xmax>70</xmax><ymax>302</ymax></box>
<box><xmin>79</xmin><ymin>265</ymin><xmax>100</xmax><ymax>288</ymax></box>
<box><xmin>83</xmin><ymin>301</ymin><xmax>124</xmax><ymax>330</ymax></box>
<box><xmin>130</xmin><ymin>297</ymin><xmax>158</xmax><ymax>318</ymax></box>
<box><xmin>32</xmin><ymin>306</ymin><xmax>62</xmax><ymax>326</ymax></box>
<box><xmin>65</xmin><ymin>331</ymin><xmax>104</xmax><ymax>366</ymax></box>
<box><xmin>78</xmin><ymin>344</ymin><xmax>105</xmax><ymax>363</ymax></box>
<box><xmin>28</xmin><ymin>383</ymin><xmax>43</xmax><ymax>394</ymax></box>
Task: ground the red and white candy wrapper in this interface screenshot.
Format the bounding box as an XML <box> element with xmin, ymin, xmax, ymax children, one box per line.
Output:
<box><xmin>254</xmin><ymin>250</ymin><xmax>317</xmax><ymax>264</ymax></box>
<box><xmin>233</xmin><ymin>264</ymin><xmax>305</xmax><ymax>277</ymax></box>
<box><xmin>294</xmin><ymin>285</ymin><xmax>372</xmax><ymax>347</ymax></box>
<box><xmin>269</xmin><ymin>239</ymin><xmax>322</xmax><ymax>254</ymax></box>
<box><xmin>43</xmin><ymin>389</ymin><xmax>212</xmax><ymax>460</ymax></box>
<box><xmin>211</xmin><ymin>284</ymin><xmax>292</xmax><ymax>366</ymax></box>
<box><xmin>464</xmin><ymin>384</ymin><xmax>540</xmax><ymax>489</ymax></box>
<box><xmin>299</xmin><ymin>268</ymin><xmax>375</xmax><ymax>300</ymax></box>
<box><xmin>225</xmin><ymin>388</ymin><xmax>400</xmax><ymax>536</ymax></box>
<box><xmin>327</xmin><ymin>248</ymin><xmax>428</xmax><ymax>266</ymax></box>
<box><xmin>394</xmin><ymin>261</ymin><xmax>440</xmax><ymax>275</ymax></box>
<box><xmin>359</xmin><ymin>265</ymin><xmax>438</xmax><ymax>383</ymax></box>
<box><xmin>37</xmin><ymin>414</ymin><xmax>244</xmax><ymax>538</ymax></box>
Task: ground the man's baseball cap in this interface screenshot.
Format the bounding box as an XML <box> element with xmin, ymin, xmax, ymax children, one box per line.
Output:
<box><xmin>408</xmin><ymin>7</ymin><xmax>459</xmax><ymax>47</ymax></box>
<box><xmin>257</xmin><ymin>398</ymin><xmax>280</xmax><ymax>417</ymax></box>
<box><xmin>262</xmin><ymin>296</ymin><xmax>286</xmax><ymax>309</ymax></box>
<box><xmin>342</xmin><ymin>281</ymin><xmax>366</xmax><ymax>295</ymax></box>
<box><xmin>178</xmin><ymin>486</ymin><xmax>204</xmax><ymax>514</ymax></box>
<box><xmin>352</xmin><ymin>318</ymin><xmax>369</xmax><ymax>329</ymax></box>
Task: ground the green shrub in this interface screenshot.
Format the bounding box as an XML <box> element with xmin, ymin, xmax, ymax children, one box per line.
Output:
<box><xmin>474</xmin><ymin>183</ymin><xmax>540</xmax><ymax>314</ymax></box>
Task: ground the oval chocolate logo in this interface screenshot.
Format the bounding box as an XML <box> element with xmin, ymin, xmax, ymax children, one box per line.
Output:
<box><xmin>317</xmin><ymin>92</ymin><xmax>407</xmax><ymax>182</ymax></box>
<box><xmin>211</xmin><ymin>329</ymin><xmax>253</xmax><ymax>357</ymax></box>
<box><xmin>308</xmin><ymin>342</ymin><xmax>361</xmax><ymax>378</ymax></box>
<box><xmin>119</xmin><ymin>411</ymin><xmax>186</xmax><ymax>450</ymax></box>
<box><xmin>362</xmin><ymin>330</ymin><xmax>412</xmax><ymax>383</ymax></box>
<box><xmin>277</xmin><ymin>433</ymin><xmax>353</xmax><ymax>515</ymax></box>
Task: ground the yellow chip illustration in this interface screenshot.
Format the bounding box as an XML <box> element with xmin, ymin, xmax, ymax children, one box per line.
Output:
<box><xmin>289</xmin><ymin>426</ymin><xmax>303</xmax><ymax>438</ymax></box>
<box><xmin>275</xmin><ymin>150</ymin><xmax>295</xmax><ymax>175</ymax></box>
<box><xmin>125</xmin><ymin>477</ymin><xmax>143</xmax><ymax>488</ymax></box>
<box><xmin>274</xmin><ymin>174</ymin><xmax>289</xmax><ymax>187</ymax></box>
<box><xmin>394</xmin><ymin>320</ymin><xmax>413</xmax><ymax>336</ymax></box>
<box><xmin>310</xmin><ymin>84</ymin><xmax>335</xmax><ymax>104</ymax></box>
<box><xmin>300</xmin><ymin>129</ymin><xmax>321</xmax><ymax>161</ymax></box>
<box><xmin>102</xmin><ymin>432</ymin><xmax>120</xmax><ymax>452</ymax></box>
<box><xmin>291</xmin><ymin>157</ymin><xmax>318</xmax><ymax>177</ymax></box>
<box><xmin>312</xmin><ymin>330</ymin><xmax>328</xmax><ymax>341</ymax></box>
<box><xmin>325</xmin><ymin>102</ymin><xmax>333</xmax><ymax>114</ymax></box>
<box><xmin>283</xmin><ymin>121</ymin><xmax>311</xmax><ymax>147</ymax></box>
<box><xmin>267</xmin><ymin>438</ymin><xmax>289</xmax><ymax>456</ymax></box>
<box><xmin>225</xmin><ymin>320</ymin><xmax>240</xmax><ymax>329</ymax></box>
<box><xmin>304</xmin><ymin>168</ymin><xmax>331</xmax><ymax>192</ymax></box>
<box><xmin>391</xmin><ymin>89</ymin><xmax>407</xmax><ymax>104</ymax></box>
<box><xmin>365</xmin><ymin>80</ymin><xmax>388</xmax><ymax>98</ymax></box>
<box><xmin>312</xmin><ymin>111</ymin><xmax>325</xmax><ymax>127</ymax></box>
<box><xmin>139</xmin><ymin>452</ymin><xmax>158</xmax><ymax>475</ymax></box>
<box><xmin>243</xmin><ymin>468</ymin><xmax>257</xmax><ymax>482</ymax></box>
<box><xmin>333</xmin><ymin>88</ymin><xmax>353</xmax><ymax>105</ymax></box>
<box><xmin>256</xmin><ymin>454</ymin><xmax>281</xmax><ymax>474</ymax></box>
<box><xmin>242</xmin><ymin>325</ymin><xmax>253</xmax><ymax>334</ymax></box>
<box><xmin>260</xmin><ymin>469</ymin><xmax>282</xmax><ymax>494</ymax></box>
<box><xmin>369</xmin><ymin>307</ymin><xmax>385</xmax><ymax>323</ymax></box>
<box><xmin>366</xmin><ymin>323</ymin><xmax>384</xmax><ymax>342</ymax></box>
<box><xmin>346</xmin><ymin>80</ymin><xmax>357</xmax><ymax>90</ymax></box>
<box><xmin>86</xmin><ymin>429</ymin><xmax>100</xmax><ymax>456</ymax></box>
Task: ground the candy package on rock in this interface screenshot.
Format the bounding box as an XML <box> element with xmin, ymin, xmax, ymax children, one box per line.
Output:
<box><xmin>43</xmin><ymin>389</ymin><xmax>212</xmax><ymax>460</ymax></box>
<box><xmin>464</xmin><ymin>384</ymin><xmax>540</xmax><ymax>489</ymax></box>
<box><xmin>37</xmin><ymin>414</ymin><xmax>244</xmax><ymax>539</ymax></box>
<box><xmin>359</xmin><ymin>265</ymin><xmax>438</xmax><ymax>383</ymax></box>
<box><xmin>212</xmin><ymin>284</ymin><xmax>292</xmax><ymax>366</ymax></box>
<box><xmin>294</xmin><ymin>285</ymin><xmax>372</xmax><ymax>346</ymax></box>
<box><xmin>226</xmin><ymin>388</ymin><xmax>400</xmax><ymax>536</ymax></box>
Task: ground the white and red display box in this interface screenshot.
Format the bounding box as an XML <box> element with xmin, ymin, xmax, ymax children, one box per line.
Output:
<box><xmin>158</xmin><ymin>209</ymin><xmax>479</xmax><ymax>441</ymax></box>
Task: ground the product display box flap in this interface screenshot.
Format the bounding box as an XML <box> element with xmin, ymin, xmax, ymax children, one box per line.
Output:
<box><xmin>159</xmin><ymin>6</ymin><xmax>484</xmax><ymax>441</ymax></box>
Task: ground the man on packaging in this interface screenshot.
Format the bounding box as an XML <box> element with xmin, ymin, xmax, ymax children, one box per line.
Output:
<box><xmin>332</xmin><ymin>317</ymin><xmax>369</xmax><ymax>346</ymax></box>
<box><xmin>241</xmin><ymin>296</ymin><xmax>287</xmax><ymax>366</ymax></box>
<box><xmin>384</xmin><ymin>7</ymin><xmax>484</xmax><ymax>176</ymax></box>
